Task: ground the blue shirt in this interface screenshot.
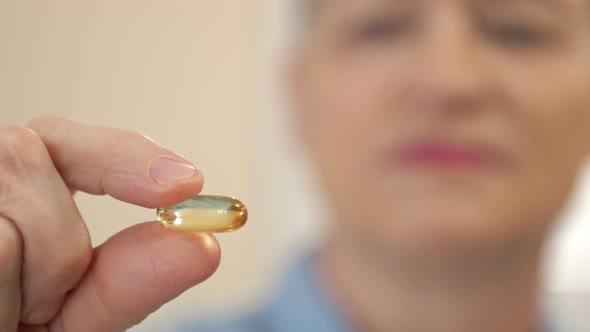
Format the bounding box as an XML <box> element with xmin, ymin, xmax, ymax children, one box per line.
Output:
<box><xmin>175</xmin><ymin>254</ymin><xmax>557</xmax><ymax>332</ymax></box>
<box><xmin>176</xmin><ymin>254</ymin><xmax>350</xmax><ymax>332</ymax></box>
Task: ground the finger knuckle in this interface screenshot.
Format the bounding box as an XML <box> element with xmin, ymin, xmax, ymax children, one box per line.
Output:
<box><xmin>110</xmin><ymin>130</ymin><xmax>155</xmax><ymax>151</ymax></box>
<box><xmin>26</xmin><ymin>114</ymin><xmax>68</xmax><ymax>134</ymax></box>
<box><xmin>0</xmin><ymin>125</ymin><xmax>48</xmax><ymax>179</ymax></box>
<box><xmin>100</xmin><ymin>130</ymin><xmax>160</xmax><ymax>168</ymax></box>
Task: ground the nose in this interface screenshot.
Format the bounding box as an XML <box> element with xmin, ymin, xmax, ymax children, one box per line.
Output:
<box><xmin>409</xmin><ymin>10</ymin><xmax>498</xmax><ymax>114</ymax></box>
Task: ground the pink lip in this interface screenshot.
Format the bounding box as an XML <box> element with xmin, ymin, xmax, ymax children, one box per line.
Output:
<box><xmin>398</xmin><ymin>143</ymin><xmax>491</xmax><ymax>169</ymax></box>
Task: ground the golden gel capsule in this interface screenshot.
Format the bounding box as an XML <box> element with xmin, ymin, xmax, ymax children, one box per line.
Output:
<box><xmin>157</xmin><ymin>196</ymin><xmax>247</xmax><ymax>233</ymax></box>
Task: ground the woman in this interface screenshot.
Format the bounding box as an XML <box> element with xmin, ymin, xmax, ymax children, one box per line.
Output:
<box><xmin>2</xmin><ymin>0</ymin><xmax>590</xmax><ymax>331</ymax></box>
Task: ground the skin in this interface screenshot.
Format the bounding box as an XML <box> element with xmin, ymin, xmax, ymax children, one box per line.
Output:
<box><xmin>2</xmin><ymin>0</ymin><xmax>590</xmax><ymax>331</ymax></box>
<box><xmin>0</xmin><ymin>118</ymin><xmax>221</xmax><ymax>331</ymax></box>
<box><xmin>291</xmin><ymin>0</ymin><xmax>590</xmax><ymax>331</ymax></box>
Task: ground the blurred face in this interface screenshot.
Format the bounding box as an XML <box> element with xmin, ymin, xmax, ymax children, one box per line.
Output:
<box><xmin>293</xmin><ymin>0</ymin><xmax>590</xmax><ymax>256</ymax></box>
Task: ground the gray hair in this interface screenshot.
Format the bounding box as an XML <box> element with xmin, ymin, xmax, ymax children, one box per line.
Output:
<box><xmin>290</xmin><ymin>0</ymin><xmax>317</xmax><ymax>45</ymax></box>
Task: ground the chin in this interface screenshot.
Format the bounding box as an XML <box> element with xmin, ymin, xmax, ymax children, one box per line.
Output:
<box><xmin>371</xmin><ymin>204</ymin><xmax>531</xmax><ymax>258</ymax></box>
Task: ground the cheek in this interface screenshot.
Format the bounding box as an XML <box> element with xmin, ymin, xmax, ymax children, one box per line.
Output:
<box><xmin>475</xmin><ymin>66</ymin><xmax>590</xmax><ymax>242</ymax></box>
<box><xmin>302</xmin><ymin>64</ymin><xmax>400</xmax><ymax>175</ymax></box>
<box><xmin>496</xmin><ymin>51</ymin><xmax>590</xmax><ymax>168</ymax></box>
<box><xmin>500</xmin><ymin>60</ymin><xmax>590</xmax><ymax>206</ymax></box>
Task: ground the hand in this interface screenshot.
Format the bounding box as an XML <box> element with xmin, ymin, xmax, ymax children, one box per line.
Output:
<box><xmin>0</xmin><ymin>116</ymin><xmax>221</xmax><ymax>331</ymax></box>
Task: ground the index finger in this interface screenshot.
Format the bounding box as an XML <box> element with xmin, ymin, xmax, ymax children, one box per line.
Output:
<box><xmin>26</xmin><ymin>115</ymin><xmax>204</xmax><ymax>208</ymax></box>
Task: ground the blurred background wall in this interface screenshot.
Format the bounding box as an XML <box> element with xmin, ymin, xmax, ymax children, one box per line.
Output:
<box><xmin>1</xmin><ymin>0</ymin><xmax>590</xmax><ymax>330</ymax></box>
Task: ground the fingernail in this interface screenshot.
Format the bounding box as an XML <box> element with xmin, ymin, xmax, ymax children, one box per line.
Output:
<box><xmin>150</xmin><ymin>158</ymin><xmax>197</xmax><ymax>185</ymax></box>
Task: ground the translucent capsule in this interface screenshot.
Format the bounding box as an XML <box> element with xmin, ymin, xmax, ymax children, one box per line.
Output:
<box><xmin>157</xmin><ymin>196</ymin><xmax>247</xmax><ymax>233</ymax></box>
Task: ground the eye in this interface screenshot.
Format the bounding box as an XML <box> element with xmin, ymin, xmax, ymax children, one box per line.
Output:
<box><xmin>353</xmin><ymin>16</ymin><xmax>411</xmax><ymax>44</ymax></box>
<box><xmin>484</xmin><ymin>23</ymin><xmax>548</xmax><ymax>47</ymax></box>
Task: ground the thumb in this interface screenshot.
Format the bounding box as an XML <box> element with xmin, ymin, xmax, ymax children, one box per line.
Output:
<box><xmin>51</xmin><ymin>222</ymin><xmax>221</xmax><ymax>332</ymax></box>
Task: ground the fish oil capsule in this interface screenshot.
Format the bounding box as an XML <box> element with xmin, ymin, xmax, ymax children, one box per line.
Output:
<box><xmin>157</xmin><ymin>196</ymin><xmax>247</xmax><ymax>233</ymax></box>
